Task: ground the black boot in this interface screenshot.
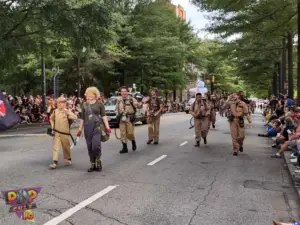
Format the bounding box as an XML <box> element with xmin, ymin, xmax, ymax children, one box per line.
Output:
<box><xmin>239</xmin><ymin>146</ymin><xmax>243</xmax><ymax>152</ymax></box>
<box><xmin>203</xmin><ymin>137</ymin><xmax>207</xmax><ymax>145</ymax></box>
<box><xmin>132</xmin><ymin>140</ymin><xmax>137</xmax><ymax>151</ymax></box>
<box><xmin>88</xmin><ymin>162</ymin><xmax>95</xmax><ymax>172</ymax></box>
<box><xmin>194</xmin><ymin>141</ymin><xmax>200</xmax><ymax>147</ymax></box>
<box><xmin>212</xmin><ymin>124</ymin><xmax>215</xmax><ymax>128</ymax></box>
<box><xmin>95</xmin><ymin>159</ymin><xmax>102</xmax><ymax>172</ymax></box>
<box><xmin>120</xmin><ymin>143</ymin><xmax>128</xmax><ymax>154</ymax></box>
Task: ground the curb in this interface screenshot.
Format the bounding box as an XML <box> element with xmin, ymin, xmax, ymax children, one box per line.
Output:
<box><xmin>283</xmin><ymin>151</ymin><xmax>300</xmax><ymax>196</ymax></box>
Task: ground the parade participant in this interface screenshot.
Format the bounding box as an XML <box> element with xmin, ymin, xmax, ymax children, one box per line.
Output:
<box><xmin>190</xmin><ymin>93</ymin><xmax>211</xmax><ymax>147</ymax></box>
<box><xmin>49</xmin><ymin>97</ymin><xmax>77</xmax><ymax>169</ymax></box>
<box><xmin>218</xmin><ymin>97</ymin><xmax>226</xmax><ymax>117</ymax></box>
<box><xmin>77</xmin><ymin>87</ymin><xmax>111</xmax><ymax>172</ymax></box>
<box><xmin>116</xmin><ymin>86</ymin><xmax>142</xmax><ymax>154</ymax></box>
<box><xmin>224</xmin><ymin>92</ymin><xmax>252</xmax><ymax>156</ymax></box>
<box><xmin>207</xmin><ymin>92</ymin><xmax>217</xmax><ymax>128</ymax></box>
<box><xmin>146</xmin><ymin>88</ymin><xmax>164</xmax><ymax>144</ymax></box>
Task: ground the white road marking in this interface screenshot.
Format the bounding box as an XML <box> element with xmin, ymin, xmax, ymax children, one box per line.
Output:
<box><xmin>147</xmin><ymin>155</ymin><xmax>167</xmax><ymax>166</ymax></box>
<box><xmin>43</xmin><ymin>185</ymin><xmax>118</xmax><ymax>225</ymax></box>
<box><xmin>0</xmin><ymin>133</ymin><xmax>47</xmax><ymax>138</ymax></box>
<box><xmin>180</xmin><ymin>141</ymin><xmax>188</xmax><ymax>146</ymax></box>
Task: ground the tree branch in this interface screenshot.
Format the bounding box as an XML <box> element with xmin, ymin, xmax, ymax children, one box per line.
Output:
<box><xmin>8</xmin><ymin>30</ymin><xmax>40</xmax><ymax>39</ymax></box>
<box><xmin>2</xmin><ymin>1</ymin><xmax>39</xmax><ymax>39</ymax></box>
<box><xmin>3</xmin><ymin>10</ymin><xmax>30</xmax><ymax>39</ymax></box>
<box><xmin>268</xmin><ymin>11</ymin><xmax>297</xmax><ymax>34</ymax></box>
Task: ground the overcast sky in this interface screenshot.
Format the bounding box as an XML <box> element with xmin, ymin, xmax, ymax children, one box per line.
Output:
<box><xmin>171</xmin><ymin>0</ymin><xmax>215</xmax><ymax>39</ymax></box>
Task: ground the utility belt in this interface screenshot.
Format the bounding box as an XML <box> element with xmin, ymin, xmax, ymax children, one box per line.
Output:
<box><xmin>117</xmin><ymin>112</ymin><xmax>136</xmax><ymax>123</ymax></box>
<box><xmin>228</xmin><ymin>115</ymin><xmax>245</xmax><ymax>127</ymax></box>
<box><xmin>149</xmin><ymin>110</ymin><xmax>161</xmax><ymax>117</ymax></box>
<box><xmin>47</xmin><ymin>128</ymin><xmax>75</xmax><ymax>144</ymax></box>
<box><xmin>195</xmin><ymin>114</ymin><xmax>208</xmax><ymax>119</ymax></box>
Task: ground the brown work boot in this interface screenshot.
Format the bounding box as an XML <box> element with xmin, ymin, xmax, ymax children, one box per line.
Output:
<box><xmin>49</xmin><ymin>161</ymin><xmax>58</xmax><ymax>170</ymax></box>
<box><xmin>65</xmin><ymin>159</ymin><xmax>72</xmax><ymax>166</ymax></box>
<box><xmin>147</xmin><ymin>140</ymin><xmax>153</xmax><ymax>144</ymax></box>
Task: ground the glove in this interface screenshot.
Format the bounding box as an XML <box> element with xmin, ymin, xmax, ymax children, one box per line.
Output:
<box><xmin>106</xmin><ymin>128</ymin><xmax>111</xmax><ymax>134</ymax></box>
<box><xmin>77</xmin><ymin>130</ymin><xmax>81</xmax><ymax>137</ymax></box>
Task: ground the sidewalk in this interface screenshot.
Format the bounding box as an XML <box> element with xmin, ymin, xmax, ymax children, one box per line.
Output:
<box><xmin>283</xmin><ymin>151</ymin><xmax>300</xmax><ymax>197</ymax></box>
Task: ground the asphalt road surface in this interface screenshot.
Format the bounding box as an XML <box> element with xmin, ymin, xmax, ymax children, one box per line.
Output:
<box><xmin>1</xmin><ymin>112</ymin><xmax>300</xmax><ymax>225</ymax></box>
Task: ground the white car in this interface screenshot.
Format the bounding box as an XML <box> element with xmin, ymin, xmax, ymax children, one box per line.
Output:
<box><xmin>185</xmin><ymin>98</ymin><xmax>196</xmax><ymax>114</ymax></box>
<box><xmin>104</xmin><ymin>96</ymin><xmax>147</xmax><ymax>127</ymax></box>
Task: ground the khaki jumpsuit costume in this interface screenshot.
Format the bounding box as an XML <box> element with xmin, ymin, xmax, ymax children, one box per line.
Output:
<box><xmin>190</xmin><ymin>97</ymin><xmax>211</xmax><ymax>146</ymax></box>
<box><xmin>224</xmin><ymin>99</ymin><xmax>252</xmax><ymax>155</ymax></box>
<box><xmin>49</xmin><ymin>108</ymin><xmax>77</xmax><ymax>169</ymax></box>
<box><xmin>208</xmin><ymin>98</ymin><xmax>217</xmax><ymax>128</ymax></box>
<box><xmin>116</xmin><ymin>97</ymin><xmax>139</xmax><ymax>153</ymax></box>
<box><xmin>147</xmin><ymin>97</ymin><xmax>163</xmax><ymax>144</ymax></box>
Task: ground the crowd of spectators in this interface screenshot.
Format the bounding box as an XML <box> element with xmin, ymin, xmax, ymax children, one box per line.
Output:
<box><xmin>258</xmin><ymin>96</ymin><xmax>300</xmax><ymax>175</ymax></box>
<box><xmin>2</xmin><ymin>91</ymin><xmax>85</xmax><ymax>124</ymax></box>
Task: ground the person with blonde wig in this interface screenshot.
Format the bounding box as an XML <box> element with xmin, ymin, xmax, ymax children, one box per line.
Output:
<box><xmin>77</xmin><ymin>87</ymin><xmax>111</xmax><ymax>172</ymax></box>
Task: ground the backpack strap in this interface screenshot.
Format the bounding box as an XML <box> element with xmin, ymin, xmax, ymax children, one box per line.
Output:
<box><xmin>191</xmin><ymin>102</ymin><xmax>195</xmax><ymax>112</ymax></box>
<box><xmin>129</xmin><ymin>98</ymin><xmax>136</xmax><ymax>114</ymax></box>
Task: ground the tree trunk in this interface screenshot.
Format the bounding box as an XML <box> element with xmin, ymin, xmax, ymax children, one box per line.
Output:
<box><xmin>77</xmin><ymin>56</ymin><xmax>81</xmax><ymax>98</ymax></box>
<box><xmin>277</xmin><ymin>62</ymin><xmax>280</xmax><ymax>97</ymax></box>
<box><xmin>287</xmin><ymin>33</ymin><xmax>294</xmax><ymax>98</ymax></box>
<box><xmin>280</xmin><ymin>38</ymin><xmax>286</xmax><ymax>95</ymax></box>
<box><xmin>272</xmin><ymin>63</ymin><xmax>278</xmax><ymax>97</ymax></box>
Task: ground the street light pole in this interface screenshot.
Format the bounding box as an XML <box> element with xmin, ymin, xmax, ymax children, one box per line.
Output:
<box><xmin>53</xmin><ymin>67</ymin><xmax>60</xmax><ymax>100</ymax></box>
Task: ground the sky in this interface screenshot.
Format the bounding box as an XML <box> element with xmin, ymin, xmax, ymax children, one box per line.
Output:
<box><xmin>171</xmin><ymin>0</ymin><xmax>215</xmax><ymax>39</ymax></box>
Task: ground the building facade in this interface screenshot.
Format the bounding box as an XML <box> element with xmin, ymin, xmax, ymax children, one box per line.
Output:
<box><xmin>166</xmin><ymin>1</ymin><xmax>186</xmax><ymax>21</ymax></box>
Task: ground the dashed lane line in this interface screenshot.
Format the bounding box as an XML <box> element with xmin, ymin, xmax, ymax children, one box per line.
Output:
<box><xmin>147</xmin><ymin>155</ymin><xmax>167</xmax><ymax>166</ymax></box>
<box><xmin>43</xmin><ymin>185</ymin><xmax>118</xmax><ymax>225</ymax></box>
<box><xmin>180</xmin><ymin>141</ymin><xmax>188</xmax><ymax>146</ymax></box>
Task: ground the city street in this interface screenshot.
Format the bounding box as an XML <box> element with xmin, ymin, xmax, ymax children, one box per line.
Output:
<box><xmin>1</xmin><ymin>112</ymin><xmax>300</xmax><ymax>225</ymax></box>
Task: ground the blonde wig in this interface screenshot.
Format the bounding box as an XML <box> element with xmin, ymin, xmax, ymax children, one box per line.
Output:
<box><xmin>85</xmin><ymin>87</ymin><xmax>100</xmax><ymax>99</ymax></box>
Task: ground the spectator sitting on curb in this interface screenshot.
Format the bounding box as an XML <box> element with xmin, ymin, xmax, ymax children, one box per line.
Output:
<box><xmin>272</xmin><ymin>117</ymin><xmax>294</xmax><ymax>148</ymax></box>
<box><xmin>271</xmin><ymin>114</ymin><xmax>300</xmax><ymax>158</ymax></box>
<box><xmin>258</xmin><ymin>119</ymin><xmax>282</xmax><ymax>137</ymax></box>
